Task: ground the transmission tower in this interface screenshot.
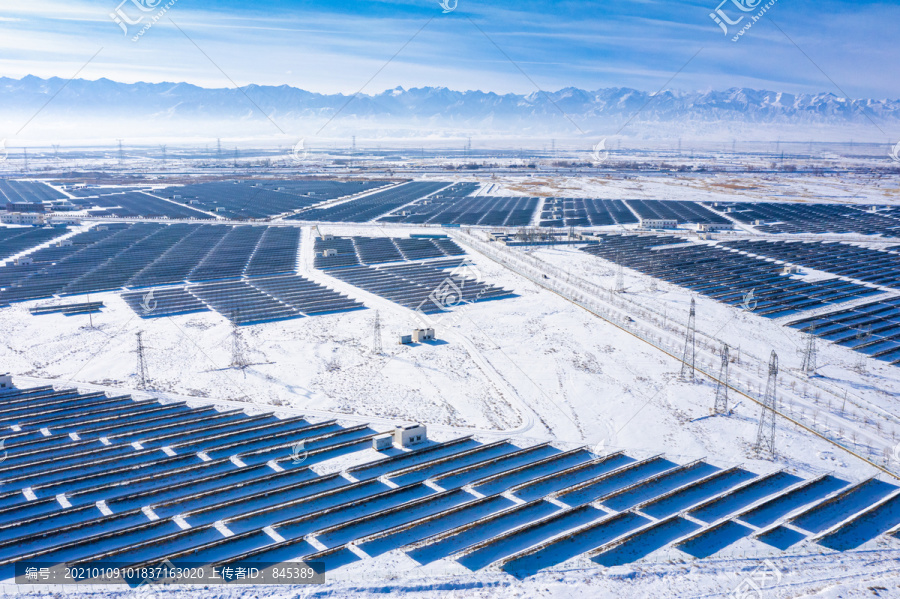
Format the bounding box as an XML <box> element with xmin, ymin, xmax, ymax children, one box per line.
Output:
<box><xmin>648</xmin><ymin>258</ymin><xmax>658</xmax><ymax>292</ymax></box>
<box><xmin>52</xmin><ymin>144</ymin><xmax>60</xmax><ymax>162</ymax></box>
<box><xmin>755</xmin><ymin>351</ymin><xmax>779</xmax><ymax>458</ymax></box>
<box><xmin>231</xmin><ymin>320</ymin><xmax>248</xmax><ymax>375</ymax></box>
<box><xmin>233</xmin><ymin>147</ymin><xmax>239</xmax><ymax>167</ymax></box>
<box><xmin>159</xmin><ymin>145</ymin><xmax>167</xmax><ymax>164</ymax></box>
<box><xmin>216</xmin><ymin>138</ymin><xmax>222</xmax><ymax>161</ymax></box>
<box><xmin>136</xmin><ymin>332</ymin><xmax>148</xmax><ymax>389</ymax></box>
<box><xmin>372</xmin><ymin>310</ymin><xmax>383</xmax><ymax>355</ymax></box>
<box><xmin>679</xmin><ymin>298</ymin><xmax>696</xmax><ymax>381</ymax></box>
<box><xmin>713</xmin><ymin>345</ymin><xmax>730</xmax><ymax>415</ymax></box>
<box><xmin>22</xmin><ymin>148</ymin><xmax>28</xmax><ymax>173</ymax></box>
<box><xmin>613</xmin><ymin>253</ymin><xmax>625</xmax><ymax>293</ymax></box>
<box><xmin>117</xmin><ymin>139</ymin><xmax>125</xmax><ymax>165</ymax></box>
<box><xmin>800</xmin><ymin>324</ymin><xmax>817</xmax><ymax>376</ymax></box>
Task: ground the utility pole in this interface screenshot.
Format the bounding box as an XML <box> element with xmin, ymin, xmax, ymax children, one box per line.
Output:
<box><xmin>217</xmin><ymin>138</ymin><xmax>222</xmax><ymax>162</ymax></box>
<box><xmin>136</xmin><ymin>332</ymin><xmax>148</xmax><ymax>389</ymax></box>
<box><xmin>117</xmin><ymin>139</ymin><xmax>125</xmax><ymax>166</ymax></box>
<box><xmin>714</xmin><ymin>345</ymin><xmax>730</xmax><ymax>415</ymax></box>
<box><xmin>679</xmin><ymin>298</ymin><xmax>696</xmax><ymax>381</ymax></box>
<box><xmin>755</xmin><ymin>351</ymin><xmax>779</xmax><ymax>458</ymax></box>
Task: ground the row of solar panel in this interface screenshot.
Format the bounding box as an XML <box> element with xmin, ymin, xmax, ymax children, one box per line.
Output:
<box><xmin>0</xmin><ymin>384</ymin><xmax>897</xmax><ymax>578</ymax></box>
<box><xmin>0</xmin><ymin>226</ymin><xmax>68</xmax><ymax>262</ymax></box>
<box><xmin>325</xmin><ymin>259</ymin><xmax>514</xmax><ymax>314</ymax></box>
<box><xmin>722</xmin><ymin>239</ymin><xmax>900</xmax><ymax>290</ymax></box>
<box><xmin>580</xmin><ymin>234</ymin><xmax>876</xmax><ymax>318</ymax></box>
<box><xmin>0</xmin><ymin>223</ymin><xmax>301</xmax><ymax>305</ymax></box>
<box><xmin>69</xmin><ymin>192</ymin><xmax>213</xmax><ymax>219</ymax></box>
<box><xmin>121</xmin><ymin>274</ymin><xmax>364</xmax><ymax>325</ymax></box>
<box><xmin>0</xmin><ymin>180</ymin><xmax>66</xmax><ymax>204</ymax></box>
<box><xmin>540</xmin><ymin>198</ymin><xmax>638</xmax><ymax>227</ymax></box>
<box><xmin>158</xmin><ymin>180</ymin><xmax>389</xmax><ymax>220</ymax></box>
<box><xmin>710</xmin><ymin>202</ymin><xmax>900</xmax><ymax>236</ymax></box>
<box><xmin>787</xmin><ymin>296</ymin><xmax>900</xmax><ymax>364</ymax></box>
<box><xmin>314</xmin><ymin>235</ymin><xmax>465</xmax><ymax>269</ymax></box>
<box><xmin>290</xmin><ymin>181</ymin><xmax>450</xmax><ymax>223</ymax></box>
<box><xmin>381</xmin><ymin>194</ymin><xmax>538</xmax><ymax>227</ymax></box>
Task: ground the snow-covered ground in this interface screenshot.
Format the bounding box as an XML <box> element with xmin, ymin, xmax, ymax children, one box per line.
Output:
<box><xmin>4</xmin><ymin>172</ymin><xmax>900</xmax><ymax>598</ymax></box>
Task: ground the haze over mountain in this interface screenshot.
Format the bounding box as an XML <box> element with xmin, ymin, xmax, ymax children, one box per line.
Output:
<box><xmin>2</xmin><ymin>76</ymin><xmax>898</xmax><ymax>146</ymax></box>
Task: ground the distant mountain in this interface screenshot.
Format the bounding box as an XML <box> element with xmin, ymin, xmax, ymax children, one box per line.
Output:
<box><xmin>2</xmin><ymin>76</ymin><xmax>898</xmax><ymax>143</ymax></box>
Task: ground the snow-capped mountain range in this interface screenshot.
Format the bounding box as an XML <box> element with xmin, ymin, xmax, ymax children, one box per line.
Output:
<box><xmin>1</xmin><ymin>76</ymin><xmax>897</xmax><ymax>143</ymax></box>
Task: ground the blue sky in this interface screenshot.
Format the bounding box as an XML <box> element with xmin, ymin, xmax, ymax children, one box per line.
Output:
<box><xmin>1</xmin><ymin>0</ymin><xmax>897</xmax><ymax>98</ymax></box>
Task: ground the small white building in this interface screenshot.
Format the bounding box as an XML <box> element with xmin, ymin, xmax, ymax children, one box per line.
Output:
<box><xmin>319</xmin><ymin>248</ymin><xmax>337</xmax><ymax>257</ymax></box>
<box><xmin>394</xmin><ymin>424</ymin><xmax>427</xmax><ymax>447</ymax></box>
<box><xmin>14</xmin><ymin>256</ymin><xmax>33</xmax><ymax>266</ymax></box>
<box><xmin>782</xmin><ymin>265</ymin><xmax>801</xmax><ymax>275</ymax></box>
<box><xmin>639</xmin><ymin>218</ymin><xmax>677</xmax><ymax>229</ymax></box>
<box><xmin>412</xmin><ymin>328</ymin><xmax>435</xmax><ymax>342</ymax></box>
<box><xmin>398</xmin><ymin>334</ymin><xmax>412</xmax><ymax>345</ymax></box>
<box><xmin>697</xmin><ymin>223</ymin><xmax>733</xmax><ymax>232</ymax></box>
<box><xmin>0</xmin><ymin>373</ymin><xmax>11</xmax><ymax>390</ymax></box>
<box><xmin>56</xmin><ymin>239</ymin><xmax>73</xmax><ymax>247</ymax></box>
<box><xmin>1</xmin><ymin>212</ymin><xmax>45</xmax><ymax>226</ymax></box>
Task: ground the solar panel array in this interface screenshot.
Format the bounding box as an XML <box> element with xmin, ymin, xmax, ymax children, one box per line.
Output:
<box><xmin>325</xmin><ymin>259</ymin><xmax>513</xmax><ymax>314</ymax></box>
<box><xmin>0</xmin><ymin>180</ymin><xmax>65</xmax><ymax>204</ymax></box>
<box><xmin>123</xmin><ymin>275</ymin><xmax>363</xmax><ymax>325</ymax></box>
<box><xmin>628</xmin><ymin>200</ymin><xmax>731</xmax><ymax>225</ymax></box>
<box><xmin>291</xmin><ymin>181</ymin><xmax>450</xmax><ymax>223</ymax></box>
<box><xmin>121</xmin><ymin>287</ymin><xmax>209</xmax><ymax>318</ymax></box>
<box><xmin>721</xmin><ymin>240</ymin><xmax>900</xmax><ymax>289</ymax></box>
<box><xmin>1</xmin><ymin>384</ymin><xmax>898</xmax><ymax>578</ymax></box>
<box><xmin>0</xmin><ymin>226</ymin><xmax>68</xmax><ymax>262</ymax></box>
<box><xmin>313</xmin><ymin>235</ymin><xmax>464</xmax><ymax>270</ymax></box>
<box><xmin>377</xmin><ymin>182</ymin><xmax>479</xmax><ymax>223</ymax></box>
<box><xmin>580</xmin><ymin>234</ymin><xmax>877</xmax><ymax>317</ymax></box>
<box><xmin>69</xmin><ymin>192</ymin><xmax>213</xmax><ymax>219</ymax></box>
<box><xmin>713</xmin><ymin>202</ymin><xmax>900</xmax><ymax>236</ymax></box>
<box><xmin>158</xmin><ymin>180</ymin><xmax>389</xmax><ymax>220</ymax></box>
<box><xmin>540</xmin><ymin>198</ymin><xmax>638</xmax><ymax>227</ymax></box>
<box><xmin>380</xmin><ymin>194</ymin><xmax>538</xmax><ymax>226</ymax></box>
<box><xmin>0</xmin><ymin>223</ymin><xmax>301</xmax><ymax>305</ymax></box>
<box><xmin>29</xmin><ymin>300</ymin><xmax>103</xmax><ymax>316</ymax></box>
<box><xmin>787</xmin><ymin>297</ymin><xmax>900</xmax><ymax>364</ymax></box>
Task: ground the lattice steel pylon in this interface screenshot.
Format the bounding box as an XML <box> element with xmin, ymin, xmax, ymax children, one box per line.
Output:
<box><xmin>800</xmin><ymin>324</ymin><xmax>817</xmax><ymax>376</ymax></box>
<box><xmin>679</xmin><ymin>298</ymin><xmax>696</xmax><ymax>381</ymax></box>
<box><xmin>714</xmin><ymin>344</ymin><xmax>730</xmax><ymax>415</ymax></box>
<box><xmin>136</xmin><ymin>332</ymin><xmax>148</xmax><ymax>389</ymax></box>
<box><xmin>614</xmin><ymin>253</ymin><xmax>625</xmax><ymax>293</ymax></box>
<box><xmin>231</xmin><ymin>320</ymin><xmax>248</xmax><ymax>376</ymax></box>
<box><xmin>372</xmin><ymin>310</ymin><xmax>383</xmax><ymax>355</ymax></box>
<box><xmin>648</xmin><ymin>258</ymin><xmax>658</xmax><ymax>292</ymax></box>
<box><xmin>755</xmin><ymin>351</ymin><xmax>779</xmax><ymax>458</ymax></box>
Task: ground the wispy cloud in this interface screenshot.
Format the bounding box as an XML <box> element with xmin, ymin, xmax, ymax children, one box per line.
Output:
<box><xmin>0</xmin><ymin>0</ymin><xmax>896</xmax><ymax>98</ymax></box>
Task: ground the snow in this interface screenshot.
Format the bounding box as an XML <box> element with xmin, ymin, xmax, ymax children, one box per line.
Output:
<box><xmin>3</xmin><ymin>173</ymin><xmax>900</xmax><ymax>597</ymax></box>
